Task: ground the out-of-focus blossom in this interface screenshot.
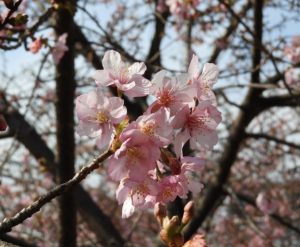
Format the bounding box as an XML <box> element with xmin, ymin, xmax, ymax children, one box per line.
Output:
<box><xmin>166</xmin><ymin>0</ymin><xmax>200</xmax><ymax>20</ymax></box>
<box><xmin>256</xmin><ymin>191</ymin><xmax>278</xmax><ymax>215</ymax></box>
<box><xmin>29</xmin><ymin>38</ymin><xmax>43</xmax><ymax>54</ymax></box>
<box><xmin>93</xmin><ymin>50</ymin><xmax>151</xmax><ymax>97</ymax></box>
<box><xmin>249</xmin><ymin>235</ymin><xmax>265</xmax><ymax>247</ymax></box>
<box><xmin>75</xmin><ymin>89</ymin><xmax>127</xmax><ymax>149</ymax></box>
<box><xmin>284</xmin><ymin>68</ymin><xmax>300</xmax><ymax>89</ymax></box>
<box><xmin>284</xmin><ymin>35</ymin><xmax>300</xmax><ymax>64</ymax></box>
<box><xmin>52</xmin><ymin>33</ymin><xmax>69</xmax><ymax>64</ymax></box>
<box><xmin>182</xmin><ymin>234</ymin><xmax>207</xmax><ymax>247</ymax></box>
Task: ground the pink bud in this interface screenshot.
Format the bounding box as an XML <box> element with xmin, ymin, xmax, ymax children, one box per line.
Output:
<box><xmin>182</xmin><ymin>201</ymin><xmax>194</xmax><ymax>225</ymax></box>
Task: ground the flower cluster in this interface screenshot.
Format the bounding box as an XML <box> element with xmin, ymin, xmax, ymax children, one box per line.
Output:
<box><xmin>76</xmin><ymin>50</ymin><xmax>221</xmax><ymax>218</ymax></box>
<box><xmin>283</xmin><ymin>36</ymin><xmax>300</xmax><ymax>89</ymax></box>
<box><xmin>284</xmin><ymin>35</ymin><xmax>300</xmax><ymax>64</ymax></box>
<box><xmin>158</xmin><ymin>0</ymin><xmax>200</xmax><ymax>20</ymax></box>
<box><xmin>52</xmin><ymin>33</ymin><xmax>68</xmax><ymax>64</ymax></box>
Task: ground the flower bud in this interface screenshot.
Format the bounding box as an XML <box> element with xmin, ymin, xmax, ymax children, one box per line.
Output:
<box><xmin>154</xmin><ymin>203</ymin><xmax>167</xmax><ymax>226</ymax></box>
<box><xmin>182</xmin><ymin>201</ymin><xmax>194</xmax><ymax>225</ymax></box>
<box><xmin>166</xmin><ymin>215</ymin><xmax>180</xmax><ymax>232</ymax></box>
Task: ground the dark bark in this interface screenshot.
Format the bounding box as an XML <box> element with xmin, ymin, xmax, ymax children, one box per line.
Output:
<box><xmin>184</xmin><ymin>0</ymin><xmax>265</xmax><ymax>239</ymax></box>
<box><xmin>0</xmin><ymin>234</ymin><xmax>37</xmax><ymax>247</ymax></box>
<box><xmin>53</xmin><ymin>2</ymin><xmax>77</xmax><ymax>246</ymax></box>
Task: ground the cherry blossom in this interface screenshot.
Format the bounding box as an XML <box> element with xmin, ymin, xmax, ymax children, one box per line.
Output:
<box><xmin>256</xmin><ymin>191</ymin><xmax>278</xmax><ymax>215</ymax></box>
<box><xmin>172</xmin><ymin>101</ymin><xmax>222</xmax><ymax>156</ymax></box>
<box><xmin>284</xmin><ymin>35</ymin><xmax>300</xmax><ymax>64</ymax></box>
<box><xmin>120</xmin><ymin>107</ymin><xmax>173</xmax><ymax>147</ymax></box>
<box><xmin>116</xmin><ymin>176</ymin><xmax>158</xmax><ymax>218</ymax></box>
<box><xmin>188</xmin><ymin>54</ymin><xmax>219</xmax><ymax>103</ymax></box>
<box><xmin>52</xmin><ymin>33</ymin><xmax>69</xmax><ymax>64</ymax></box>
<box><xmin>107</xmin><ymin>138</ymin><xmax>160</xmax><ymax>181</ymax></box>
<box><xmin>29</xmin><ymin>38</ymin><xmax>43</xmax><ymax>54</ymax></box>
<box><xmin>93</xmin><ymin>50</ymin><xmax>151</xmax><ymax>97</ymax></box>
<box><xmin>148</xmin><ymin>70</ymin><xmax>196</xmax><ymax>115</ymax></box>
<box><xmin>75</xmin><ymin>89</ymin><xmax>127</xmax><ymax>149</ymax></box>
<box><xmin>75</xmin><ymin>51</ymin><xmax>221</xmax><ymax>219</ymax></box>
<box><xmin>165</xmin><ymin>0</ymin><xmax>200</xmax><ymax>20</ymax></box>
<box><xmin>284</xmin><ymin>68</ymin><xmax>300</xmax><ymax>89</ymax></box>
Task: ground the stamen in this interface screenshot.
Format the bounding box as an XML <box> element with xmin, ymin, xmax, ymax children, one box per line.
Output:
<box><xmin>96</xmin><ymin>112</ymin><xmax>109</xmax><ymax>123</ymax></box>
<box><xmin>140</xmin><ymin>121</ymin><xmax>156</xmax><ymax>136</ymax></box>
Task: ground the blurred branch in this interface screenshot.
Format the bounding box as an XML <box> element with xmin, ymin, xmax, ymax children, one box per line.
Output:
<box><xmin>246</xmin><ymin>133</ymin><xmax>300</xmax><ymax>149</ymax></box>
<box><xmin>209</xmin><ymin>1</ymin><xmax>252</xmax><ymax>63</ymax></box>
<box><xmin>0</xmin><ymin>234</ymin><xmax>37</xmax><ymax>247</ymax></box>
<box><xmin>145</xmin><ymin>1</ymin><xmax>170</xmax><ymax>76</ymax></box>
<box><xmin>0</xmin><ymin>0</ymin><xmax>24</xmax><ymax>30</ymax></box>
<box><xmin>0</xmin><ymin>150</ymin><xmax>113</xmax><ymax>234</ymax></box>
<box><xmin>184</xmin><ymin>0</ymin><xmax>265</xmax><ymax>239</ymax></box>
<box><xmin>236</xmin><ymin>192</ymin><xmax>300</xmax><ymax>235</ymax></box>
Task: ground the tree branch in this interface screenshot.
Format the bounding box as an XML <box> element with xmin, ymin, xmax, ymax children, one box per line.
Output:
<box><xmin>184</xmin><ymin>0</ymin><xmax>265</xmax><ymax>239</ymax></box>
<box><xmin>1</xmin><ymin>96</ymin><xmax>125</xmax><ymax>246</ymax></box>
<box><xmin>0</xmin><ymin>150</ymin><xmax>113</xmax><ymax>234</ymax></box>
<box><xmin>246</xmin><ymin>132</ymin><xmax>300</xmax><ymax>149</ymax></box>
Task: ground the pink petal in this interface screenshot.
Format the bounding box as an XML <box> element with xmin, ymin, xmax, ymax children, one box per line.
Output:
<box><xmin>92</xmin><ymin>70</ymin><xmax>112</xmax><ymax>87</ymax></box>
<box><xmin>128</xmin><ymin>62</ymin><xmax>147</xmax><ymax>75</ymax></box>
<box><xmin>188</xmin><ymin>54</ymin><xmax>200</xmax><ymax>79</ymax></box>
<box><xmin>102</xmin><ymin>50</ymin><xmax>122</xmax><ymax>70</ymax></box>
<box><xmin>201</xmin><ymin>63</ymin><xmax>219</xmax><ymax>86</ymax></box>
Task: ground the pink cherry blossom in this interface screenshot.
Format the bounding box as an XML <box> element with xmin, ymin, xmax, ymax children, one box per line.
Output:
<box><xmin>93</xmin><ymin>50</ymin><xmax>151</xmax><ymax>97</ymax></box>
<box><xmin>172</xmin><ymin>101</ymin><xmax>222</xmax><ymax>156</ymax></box>
<box><xmin>156</xmin><ymin>175</ymin><xmax>186</xmax><ymax>203</ymax></box>
<box><xmin>116</xmin><ymin>176</ymin><xmax>158</xmax><ymax>218</ymax></box>
<box><xmin>120</xmin><ymin>107</ymin><xmax>173</xmax><ymax>147</ymax></box>
<box><xmin>284</xmin><ymin>35</ymin><xmax>300</xmax><ymax>64</ymax></box>
<box><xmin>179</xmin><ymin>156</ymin><xmax>205</xmax><ymax>195</ymax></box>
<box><xmin>107</xmin><ymin>138</ymin><xmax>160</xmax><ymax>181</ymax></box>
<box><xmin>284</xmin><ymin>68</ymin><xmax>300</xmax><ymax>89</ymax></box>
<box><xmin>148</xmin><ymin>70</ymin><xmax>196</xmax><ymax>115</ymax></box>
<box><xmin>52</xmin><ymin>33</ymin><xmax>69</xmax><ymax>64</ymax></box>
<box><xmin>256</xmin><ymin>191</ymin><xmax>278</xmax><ymax>215</ymax></box>
<box><xmin>29</xmin><ymin>38</ymin><xmax>43</xmax><ymax>54</ymax></box>
<box><xmin>188</xmin><ymin>54</ymin><xmax>219</xmax><ymax>103</ymax></box>
<box><xmin>166</xmin><ymin>0</ymin><xmax>200</xmax><ymax>19</ymax></box>
<box><xmin>75</xmin><ymin>89</ymin><xmax>127</xmax><ymax>149</ymax></box>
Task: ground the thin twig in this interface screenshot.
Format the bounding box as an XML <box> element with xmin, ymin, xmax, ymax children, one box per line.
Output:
<box><xmin>0</xmin><ymin>149</ymin><xmax>113</xmax><ymax>234</ymax></box>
